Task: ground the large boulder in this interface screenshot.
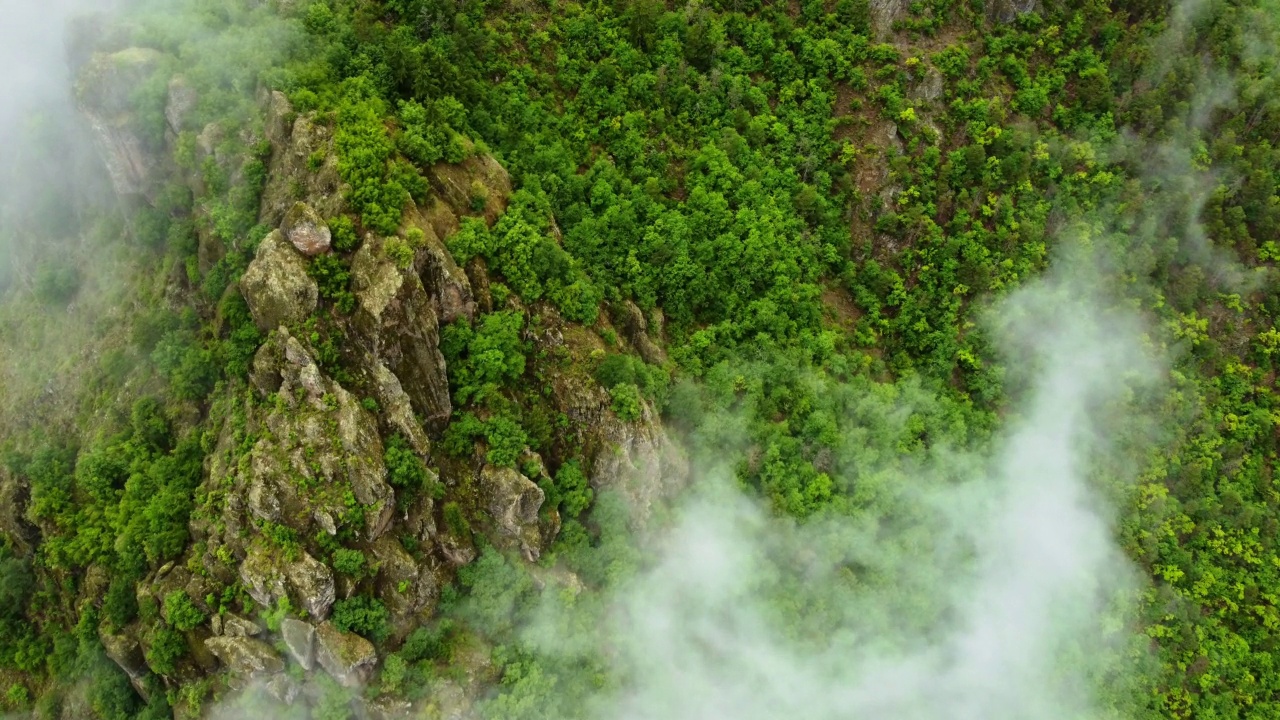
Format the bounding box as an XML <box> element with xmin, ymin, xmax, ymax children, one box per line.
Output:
<box><xmin>75</xmin><ymin>47</ymin><xmax>168</xmax><ymax>199</ymax></box>
<box><xmin>204</xmin><ymin>636</ymin><xmax>284</xmax><ymax>679</ymax></box>
<box><xmin>283</xmin><ymin>201</ymin><xmax>331</xmax><ymax>256</ymax></box>
<box><xmin>478</xmin><ymin>465</ymin><xmax>545</xmax><ymax>561</ymax></box>
<box><xmin>315</xmin><ymin>621</ymin><xmax>378</xmax><ymax>688</ymax></box>
<box><xmin>280</xmin><ymin>618</ymin><xmax>316</xmax><ymax>671</ymax></box>
<box><xmin>240</xmin><ymin>230</ymin><xmax>318</xmax><ymax>332</ymax></box>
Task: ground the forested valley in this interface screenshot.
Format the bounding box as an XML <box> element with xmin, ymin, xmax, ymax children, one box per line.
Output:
<box><xmin>1</xmin><ymin>0</ymin><xmax>1280</xmax><ymax>717</ymax></box>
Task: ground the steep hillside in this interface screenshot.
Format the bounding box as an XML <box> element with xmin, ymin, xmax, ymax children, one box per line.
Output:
<box><xmin>1</xmin><ymin>0</ymin><xmax>1280</xmax><ymax>718</ymax></box>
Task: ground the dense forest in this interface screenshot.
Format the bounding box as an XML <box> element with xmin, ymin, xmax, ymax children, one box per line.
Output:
<box><xmin>1</xmin><ymin>0</ymin><xmax>1280</xmax><ymax>717</ymax></box>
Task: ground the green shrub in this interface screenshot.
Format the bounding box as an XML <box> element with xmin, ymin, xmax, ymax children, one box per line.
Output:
<box><xmin>309</xmin><ymin>254</ymin><xmax>356</xmax><ymax>314</ymax></box>
<box><xmin>331</xmin><ymin>596</ymin><xmax>390</xmax><ymax>643</ymax></box>
<box><xmin>163</xmin><ymin>591</ymin><xmax>205</xmax><ymax>632</ymax></box>
<box><xmin>609</xmin><ymin>383</ymin><xmax>643</xmax><ymax>422</ymax></box>
<box><xmin>332</xmin><ymin>548</ymin><xmax>367</xmax><ymax>578</ymax></box>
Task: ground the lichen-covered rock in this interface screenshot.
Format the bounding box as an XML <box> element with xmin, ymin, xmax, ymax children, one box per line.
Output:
<box><xmin>258</xmin><ymin>92</ymin><xmax>344</xmax><ymax>226</ymax></box>
<box><xmin>75</xmin><ymin>47</ymin><xmax>168</xmax><ymax>199</ymax></box>
<box><xmin>404</xmin><ymin>198</ymin><xmax>475</xmax><ymax>324</ymax></box>
<box><xmin>240</xmin><ymin>230</ymin><xmax>318</xmax><ymax>332</ymax></box>
<box><xmin>351</xmin><ymin>234</ymin><xmax>452</xmax><ymax>427</ymax></box>
<box><xmin>265</xmin><ymin>673</ymin><xmax>302</xmax><ymax>705</ymax></box>
<box><xmin>204</xmin><ymin>636</ymin><xmax>284</xmax><ymax>678</ymax></box>
<box><xmin>371</xmin><ymin>537</ymin><xmax>441</xmax><ymax>637</ymax></box>
<box><xmin>315</xmin><ymin>621</ymin><xmax>378</xmax><ymax>688</ymax></box>
<box><xmin>286</xmin><ymin>551</ymin><xmax>337</xmax><ymax>622</ymax></box>
<box><xmin>221</xmin><ymin>613</ymin><xmax>262</xmax><ymax>638</ymax></box>
<box><xmin>100</xmin><ymin>629</ymin><xmax>148</xmax><ymax>683</ymax></box>
<box><xmin>238</xmin><ymin>541</ymin><xmax>335</xmax><ymax>621</ymax></box>
<box><xmin>238</xmin><ymin>542</ymin><xmax>289</xmax><ymax>610</ymax></box>
<box><xmin>478</xmin><ymin>465</ymin><xmax>545</xmax><ymax>560</ymax></box>
<box><xmin>239</xmin><ymin>328</ymin><xmax>396</xmax><ymax>541</ymax></box>
<box><xmin>280</xmin><ymin>618</ymin><xmax>316</xmax><ymax>670</ymax></box>
<box><xmin>283</xmin><ymin>201</ymin><xmax>331</xmax><ymax>256</ymax></box>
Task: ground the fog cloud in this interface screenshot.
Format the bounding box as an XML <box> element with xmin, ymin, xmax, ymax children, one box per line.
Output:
<box><xmin>563</xmin><ymin>258</ymin><xmax>1158</xmax><ymax>720</ymax></box>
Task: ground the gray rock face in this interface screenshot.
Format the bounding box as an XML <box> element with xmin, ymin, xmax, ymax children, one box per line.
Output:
<box><xmin>280</xmin><ymin>618</ymin><xmax>316</xmax><ymax>670</ymax></box>
<box><xmin>165</xmin><ymin>76</ymin><xmax>197</xmax><ymax>133</ymax></box>
<box><xmin>909</xmin><ymin>68</ymin><xmax>944</xmax><ymax>104</ymax></box>
<box><xmin>286</xmin><ymin>551</ymin><xmax>337</xmax><ymax>622</ymax></box>
<box><xmin>478</xmin><ymin>465</ymin><xmax>545</xmax><ymax>560</ymax></box>
<box><xmin>204</xmin><ymin>636</ymin><xmax>284</xmax><ymax>678</ymax></box>
<box><xmin>283</xmin><ymin>201</ymin><xmax>332</xmax><ymax>256</ymax></box>
<box><xmin>240</xmin><ymin>230</ymin><xmax>319</xmax><ymax>332</ymax></box>
<box><xmin>315</xmin><ymin>621</ymin><xmax>378</xmax><ymax>688</ymax></box>
<box><xmin>351</xmin><ymin>235</ymin><xmax>452</xmax><ymax>428</ymax></box>
<box><xmin>870</xmin><ymin>0</ymin><xmax>906</xmax><ymax>36</ymax></box>
<box><xmin>75</xmin><ymin>47</ymin><xmax>167</xmax><ymax>199</ymax></box>
<box><xmin>221</xmin><ymin>613</ymin><xmax>262</xmax><ymax>638</ymax></box>
<box><xmin>986</xmin><ymin>0</ymin><xmax>1039</xmax><ymax>23</ymax></box>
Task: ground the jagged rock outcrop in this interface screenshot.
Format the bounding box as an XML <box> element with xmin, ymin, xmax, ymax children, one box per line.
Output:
<box><xmin>616</xmin><ymin>300</ymin><xmax>667</xmax><ymax>365</ymax></box>
<box><xmin>75</xmin><ymin>47</ymin><xmax>169</xmax><ymax>199</ymax></box>
<box><xmin>280</xmin><ymin>618</ymin><xmax>316</xmax><ymax>670</ymax></box>
<box><xmin>315</xmin><ymin>621</ymin><xmax>378</xmax><ymax>688</ymax></box>
<box><xmin>478</xmin><ymin>465</ymin><xmax>546</xmax><ymax>561</ymax></box>
<box><xmin>241</xmin><ymin>328</ymin><xmax>396</xmax><ymax>539</ymax></box>
<box><xmin>204</xmin><ymin>636</ymin><xmax>284</xmax><ymax>679</ymax></box>
<box><xmin>238</xmin><ymin>541</ymin><xmax>336</xmax><ymax>622</ymax></box>
<box><xmin>351</xmin><ymin>234</ymin><xmax>452</xmax><ymax>427</ymax></box>
<box><xmin>165</xmin><ymin>76</ymin><xmax>197</xmax><ymax>135</ymax></box>
<box><xmin>531</xmin><ymin>310</ymin><xmax>690</xmax><ymax>525</ymax></box>
<box><xmin>240</xmin><ymin>229</ymin><xmax>319</xmax><ymax>332</ymax></box>
<box><xmin>404</xmin><ymin>198</ymin><xmax>476</xmax><ymax>324</ymax></box>
<box><xmin>370</xmin><ymin>536</ymin><xmax>442</xmax><ymax>637</ymax></box>
<box><xmin>258</xmin><ymin>91</ymin><xmax>344</xmax><ymax>226</ymax></box>
<box><xmin>0</xmin><ymin>468</ymin><xmax>38</xmax><ymax>555</ymax></box>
